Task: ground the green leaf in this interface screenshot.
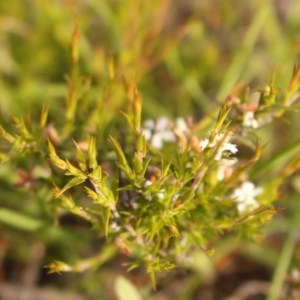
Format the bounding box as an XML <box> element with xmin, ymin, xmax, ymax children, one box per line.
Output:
<box><xmin>120</xmin><ymin>111</ymin><xmax>134</xmax><ymax>131</ymax></box>
<box><xmin>133</xmin><ymin>152</ymin><xmax>143</xmax><ymax>174</ymax></box>
<box><xmin>89</xmin><ymin>165</ymin><xmax>102</xmax><ymax>182</ymax></box>
<box><xmin>141</xmin><ymin>158</ymin><xmax>152</xmax><ymax>177</ymax></box>
<box><xmin>109</xmin><ymin>136</ymin><xmax>133</xmax><ymax>178</ymax></box>
<box><xmin>58</xmin><ymin>193</ymin><xmax>75</xmax><ymax>208</ymax></box>
<box><xmin>109</xmin><ymin>136</ymin><xmax>128</xmax><ymax>166</ymax></box>
<box><xmin>40</xmin><ymin>105</ymin><xmax>49</xmax><ymax>127</ymax></box>
<box><xmin>133</xmin><ymin>91</ymin><xmax>142</xmax><ymax>131</ymax></box>
<box><xmin>13</xmin><ymin>117</ymin><xmax>33</xmax><ymax>140</ymax></box>
<box><xmin>88</xmin><ymin>136</ymin><xmax>98</xmax><ymax>169</ymax></box>
<box><xmin>85</xmin><ymin>183</ymin><xmax>115</xmax><ymax>209</ymax></box>
<box><xmin>115</xmin><ymin>276</ymin><xmax>142</xmax><ymax>300</ymax></box>
<box><xmin>48</xmin><ymin>140</ymin><xmax>67</xmax><ymax>170</ymax></box>
<box><xmin>0</xmin><ymin>208</ymin><xmax>42</xmax><ymax>231</ymax></box>
<box><xmin>102</xmin><ymin>206</ymin><xmax>111</xmax><ymax>236</ymax></box>
<box><xmin>84</xmin><ymin>186</ymin><xmax>98</xmax><ymax>201</ymax></box>
<box><xmin>46</xmin><ymin>260</ymin><xmax>72</xmax><ymax>274</ymax></box>
<box><xmin>57</xmin><ymin>176</ymin><xmax>86</xmax><ymax>197</ymax></box>
<box><xmin>0</xmin><ymin>125</ymin><xmax>15</xmax><ymax>143</ymax></box>
<box><xmin>65</xmin><ymin>159</ymin><xmax>86</xmax><ymax>177</ymax></box>
<box><xmin>73</xmin><ymin>140</ymin><xmax>87</xmax><ymax>171</ymax></box>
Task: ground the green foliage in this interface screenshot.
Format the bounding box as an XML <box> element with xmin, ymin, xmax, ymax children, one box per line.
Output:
<box><xmin>1</xmin><ymin>0</ymin><xmax>300</xmax><ymax>298</ymax></box>
<box><xmin>1</xmin><ymin>46</ymin><xmax>300</xmax><ymax>287</ymax></box>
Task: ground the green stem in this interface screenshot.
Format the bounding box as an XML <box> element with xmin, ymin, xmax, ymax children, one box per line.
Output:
<box><xmin>267</xmin><ymin>219</ymin><xmax>298</xmax><ymax>300</ymax></box>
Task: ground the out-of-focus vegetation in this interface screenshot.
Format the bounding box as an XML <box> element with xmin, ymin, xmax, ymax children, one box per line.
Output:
<box><xmin>1</xmin><ymin>1</ymin><xmax>300</xmax><ymax>299</ymax></box>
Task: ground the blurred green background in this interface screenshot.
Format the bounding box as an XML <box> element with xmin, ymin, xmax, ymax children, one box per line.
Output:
<box><xmin>1</xmin><ymin>0</ymin><xmax>300</xmax><ymax>299</ymax></box>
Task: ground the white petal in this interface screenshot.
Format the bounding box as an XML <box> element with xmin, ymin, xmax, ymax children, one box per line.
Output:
<box><xmin>143</xmin><ymin>119</ymin><xmax>155</xmax><ymax>130</ymax></box>
<box><xmin>216</xmin><ymin>158</ymin><xmax>237</xmax><ymax>181</ymax></box>
<box><xmin>142</xmin><ymin>128</ymin><xmax>152</xmax><ymax>141</ymax></box>
<box><xmin>199</xmin><ymin>138</ymin><xmax>209</xmax><ymax>150</ymax></box>
<box><xmin>243</xmin><ymin>111</ymin><xmax>258</xmax><ymax>128</ymax></box>
<box><xmin>237</xmin><ymin>198</ymin><xmax>259</xmax><ymax>213</ymax></box>
<box><xmin>155</xmin><ymin>117</ymin><xmax>170</xmax><ymax>131</ymax></box>
<box><xmin>159</xmin><ymin>131</ymin><xmax>176</xmax><ymax>142</ymax></box>
<box><xmin>151</xmin><ymin>134</ymin><xmax>164</xmax><ymax>149</ymax></box>
<box><xmin>232</xmin><ymin>181</ymin><xmax>263</xmax><ymax>213</ymax></box>
<box><xmin>175</xmin><ymin>118</ymin><xmax>189</xmax><ymax>132</ymax></box>
<box><xmin>144</xmin><ymin>180</ymin><xmax>153</xmax><ymax>187</ymax></box>
<box><xmin>221</xmin><ymin>142</ymin><xmax>238</xmax><ymax>154</ymax></box>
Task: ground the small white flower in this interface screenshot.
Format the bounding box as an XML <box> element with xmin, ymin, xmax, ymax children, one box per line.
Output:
<box><xmin>216</xmin><ymin>158</ymin><xmax>237</xmax><ymax>181</ymax></box>
<box><xmin>216</xmin><ymin>142</ymin><xmax>238</xmax><ymax>160</ymax></box>
<box><xmin>243</xmin><ymin>111</ymin><xmax>258</xmax><ymax>128</ymax></box>
<box><xmin>110</xmin><ymin>222</ymin><xmax>121</xmax><ymax>232</ymax></box>
<box><xmin>151</xmin><ymin>132</ymin><xmax>175</xmax><ymax>149</ymax></box>
<box><xmin>142</xmin><ymin>117</ymin><xmax>176</xmax><ymax>149</ymax></box>
<box><xmin>175</xmin><ymin>117</ymin><xmax>189</xmax><ymax>133</ymax></box>
<box><xmin>232</xmin><ymin>181</ymin><xmax>263</xmax><ymax>213</ymax></box>
<box><xmin>144</xmin><ymin>180</ymin><xmax>153</xmax><ymax>187</ymax></box>
<box><xmin>155</xmin><ymin>117</ymin><xmax>171</xmax><ymax>131</ymax></box>
<box><xmin>199</xmin><ymin>138</ymin><xmax>209</xmax><ymax>150</ymax></box>
<box><xmin>142</xmin><ymin>120</ymin><xmax>155</xmax><ymax>141</ymax></box>
<box><xmin>199</xmin><ymin>132</ymin><xmax>238</xmax><ymax>161</ymax></box>
<box><xmin>142</xmin><ymin>117</ymin><xmax>190</xmax><ymax>149</ymax></box>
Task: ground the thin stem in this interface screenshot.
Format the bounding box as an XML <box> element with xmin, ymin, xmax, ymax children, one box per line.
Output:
<box><xmin>267</xmin><ymin>219</ymin><xmax>298</xmax><ymax>300</ymax></box>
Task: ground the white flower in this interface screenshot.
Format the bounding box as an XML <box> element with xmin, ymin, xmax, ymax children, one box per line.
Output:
<box><xmin>216</xmin><ymin>141</ymin><xmax>238</xmax><ymax>160</ymax></box>
<box><xmin>199</xmin><ymin>132</ymin><xmax>238</xmax><ymax>161</ymax></box>
<box><xmin>199</xmin><ymin>138</ymin><xmax>209</xmax><ymax>150</ymax></box>
<box><xmin>142</xmin><ymin>120</ymin><xmax>154</xmax><ymax>141</ymax></box>
<box><xmin>142</xmin><ymin>117</ymin><xmax>189</xmax><ymax>149</ymax></box>
<box><xmin>232</xmin><ymin>181</ymin><xmax>263</xmax><ymax>213</ymax></box>
<box><xmin>175</xmin><ymin>117</ymin><xmax>189</xmax><ymax>133</ymax></box>
<box><xmin>216</xmin><ymin>158</ymin><xmax>237</xmax><ymax>181</ymax></box>
<box><xmin>142</xmin><ymin>117</ymin><xmax>176</xmax><ymax>149</ymax></box>
<box><xmin>243</xmin><ymin>111</ymin><xmax>258</xmax><ymax>128</ymax></box>
<box><xmin>110</xmin><ymin>222</ymin><xmax>121</xmax><ymax>232</ymax></box>
<box><xmin>154</xmin><ymin>117</ymin><xmax>170</xmax><ymax>131</ymax></box>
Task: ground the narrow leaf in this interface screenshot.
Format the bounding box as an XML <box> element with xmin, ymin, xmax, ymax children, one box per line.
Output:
<box><xmin>88</xmin><ymin>136</ymin><xmax>98</xmax><ymax>169</ymax></box>
<box><xmin>0</xmin><ymin>126</ymin><xmax>15</xmax><ymax>143</ymax></box>
<box><xmin>73</xmin><ymin>140</ymin><xmax>87</xmax><ymax>171</ymax></box>
<box><xmin>103</xmin><ymin>206</ymin><xmax>110</xmax><ymax>236</ymax></box>
<box><xmin>57</xmin><ymin>176</ymin><xmax>86</xmax><ymax>197</ymax></box>
<box><xmin>40</xmin><ymin>106</ymin><xmax>49</xmax><ymax>127</ymax></box>
<box><xmin>109</xmin><ymin>136</ymin><xmax>133</xmax><ymax>177</ymax></box>
<box><xmin>65</xmin><ymin>159</ymin><xmax>86</xmax><ymax>177</ymax></box>
<box><xmin>0</xmin><ymin>208</ymin><xmax>42</xmax><ymax>231</ymax></box>
<box><xmin>48</xmin><ymin>140</ymin><xmax>67</xmax><ymax>170</ymax></box>
<box><xmin>109</xmin><ymin>136</ymin><xmax>127</xmax><ymax>166</ymax></box>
